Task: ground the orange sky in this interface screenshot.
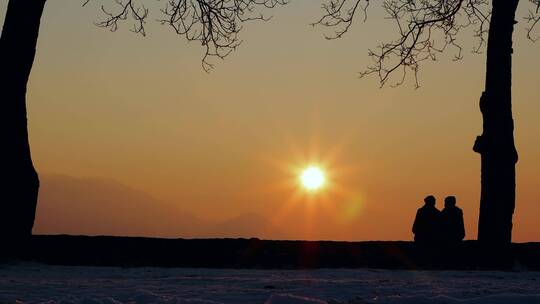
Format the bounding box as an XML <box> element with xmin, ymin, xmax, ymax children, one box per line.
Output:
<box><xmin>2</xmin><ymin>1</ymin><xmax>539</xmax><ymax>241</ymax></box>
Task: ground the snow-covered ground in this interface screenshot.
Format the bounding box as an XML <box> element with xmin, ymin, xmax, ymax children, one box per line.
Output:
<box><xmin>1</xmin><ymin>264</ymin><xmax>539</xmax><ymax>304</ymax></box>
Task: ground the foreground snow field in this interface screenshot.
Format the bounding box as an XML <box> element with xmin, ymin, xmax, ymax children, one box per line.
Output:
<box><xmin>1</xmin><ymin>264</ymin><xmax>539</xmax><ymax>304</ymax></box>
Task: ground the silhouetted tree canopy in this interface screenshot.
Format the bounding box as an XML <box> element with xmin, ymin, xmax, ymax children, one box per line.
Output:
<box><xmin>84</xmin><ymin>0</ymin><xmax>287</xmax><ymax>71</ymax></box>
<box><xmin>314</xmin><ymin>0</ymin><xmax>540</xmax><ymax>87</ymax></box>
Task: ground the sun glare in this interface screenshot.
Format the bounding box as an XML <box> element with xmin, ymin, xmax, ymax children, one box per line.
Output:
<box><xmin>300</xmin><ymin>166</ymin><xmax>326</xmax><ymax>191</ymax></box>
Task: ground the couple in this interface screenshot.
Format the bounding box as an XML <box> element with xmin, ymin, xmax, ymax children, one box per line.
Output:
<box><xmin>412</xmin><ymin>195</ymin><xmax>465</xmax><ymax>245</ymax></box>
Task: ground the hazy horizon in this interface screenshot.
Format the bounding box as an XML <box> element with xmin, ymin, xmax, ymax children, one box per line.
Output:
<box><xmin>3</xmin><ymin>0</ymin><xmax>540</xmax><ymax>242</ymax></box>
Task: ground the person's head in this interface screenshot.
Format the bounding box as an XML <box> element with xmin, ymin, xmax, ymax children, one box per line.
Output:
<box><xmin>424</xmin><ymin>195</ymin><xmax>436</xmax><ymax>206</ymax></box>
<box><xmin>445</xmin><ymin>196</ymin><xmax>457</xmax><ymax>208</ymax></box>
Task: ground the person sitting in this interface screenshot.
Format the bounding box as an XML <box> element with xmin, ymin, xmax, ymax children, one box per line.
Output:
<box><xmin>412</xmin><ymin>195</ymin><xmax>441</xmax><ymax>245</ymax></box>
<box><xmin>441</xmin><ymin>196</ymin><xmax>465</xmax><ymax>244</ymax></box>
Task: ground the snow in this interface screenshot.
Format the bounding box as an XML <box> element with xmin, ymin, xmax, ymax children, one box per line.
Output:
<box><xmin>1</xmin><ymin>264</ymin><xmax>539</xmax><ymax>304</ymax></box>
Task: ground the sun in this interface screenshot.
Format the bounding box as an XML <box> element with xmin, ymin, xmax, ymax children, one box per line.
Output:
<box><xmin>300</xmin><ymin>166</ymin><xmax>326</xmax><ymax>191</ymax></box>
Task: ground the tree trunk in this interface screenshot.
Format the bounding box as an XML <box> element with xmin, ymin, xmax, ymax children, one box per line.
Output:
<box><xmin>473</xmin><ymin>0</ymin><xmax>519</xmax><ymax>245</ymax></box>
<box><xmin>0</xmin><ymin>0</ymin><xmax>46</xmax><ymax>244</ymax></box>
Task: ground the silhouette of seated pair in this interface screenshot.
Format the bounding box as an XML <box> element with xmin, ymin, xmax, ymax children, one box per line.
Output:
<box><xmin>412</xmin><ymin>195</ymin><xmax>465</xmax><ymax>245</ymax></box>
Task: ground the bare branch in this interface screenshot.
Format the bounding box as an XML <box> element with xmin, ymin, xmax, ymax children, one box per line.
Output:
<box><xmin>95</xmin><ymin>0</ymin><xmax>149</xmax><ymax>36</ymax></box>
<box><xmin>86</xmin><ymin>0</ymin><xmax>287</xmax><ymax>71</ymax></box>
<box><xmin>159</xmin><ymin>0</ymin><xmax>288</xmax><ymax>72</ymax></box>
<box><xmin>525</xmin><ymin>0</ymin><xmax>540</xmax><ymax>41</ymax></box>
<box><xmin>312</xmin><ymin>0</ymin><xmax>370</xmax><ymax>39</ymax></box>
<box><xmin>315</xmin><ymin>0</ymin><xmax>491</xmax><ymax>87</ymax></box>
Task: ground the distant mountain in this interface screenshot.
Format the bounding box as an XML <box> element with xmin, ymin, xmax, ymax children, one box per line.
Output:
<box><xmin>33</xmin><ymin>174</ymin><xmax>286</xmax><ymax>240</ymax></box>
<box><xmin>34</xmin><ymin>174</ymin><xmax>207</xmax><ymax>238</ymax></box>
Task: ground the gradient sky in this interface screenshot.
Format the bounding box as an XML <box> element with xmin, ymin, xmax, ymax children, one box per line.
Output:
<box><xmin>2</xmin><ymin>0</ymin><xmax>539</xmax><ymax>241</ymax></box>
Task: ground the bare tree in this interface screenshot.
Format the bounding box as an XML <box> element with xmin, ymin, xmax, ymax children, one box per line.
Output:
<box><xmin>91</xmin><ymin>0</ymin><xmax>285</xmax><ymax>71</ymax></box>
<box><xmin>315</xmin><ymin>0</ymin><xmax>540</xmax><ymax>245</ymax></box>
<box><xmin>0</xmin><ymin>0</ymin><xmax>285</xmax><ymax>244</ymax></box>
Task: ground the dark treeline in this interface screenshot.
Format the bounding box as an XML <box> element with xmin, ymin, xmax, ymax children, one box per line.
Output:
<box><xmin>2</xmin><ymin>235</ymin><xmax>540</xmax><ymax>270</ymax></box>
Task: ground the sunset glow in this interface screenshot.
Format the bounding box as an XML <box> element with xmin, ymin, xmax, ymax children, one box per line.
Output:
<box><xmin>11</xmin><ymin>1</ymin><xmax>539</xmax><ymax>242</ymax></box>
